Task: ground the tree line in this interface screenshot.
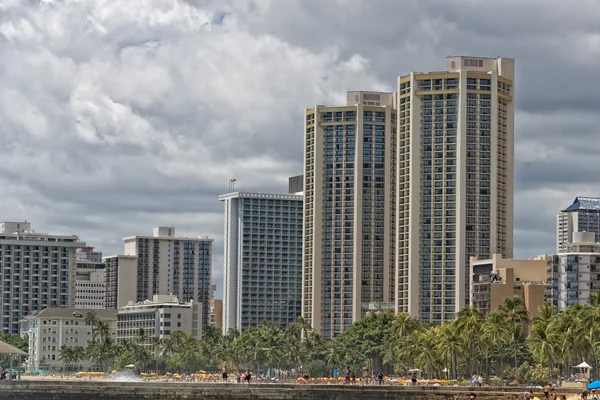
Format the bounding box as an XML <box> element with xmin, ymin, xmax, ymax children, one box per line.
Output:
<box><xmin>48</xmin><ymin>292</ymin><xmax>600</xmax><ymax>384</ymax></box>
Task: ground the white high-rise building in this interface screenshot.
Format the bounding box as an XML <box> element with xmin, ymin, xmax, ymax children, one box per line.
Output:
<box><xmin>0</xmin><ymin>221</ymin><xmax>85</xmax><ymax>334</ymax></box>
<box><xmin>220</xmin><ymin>192</ymin><xmax>303</xmax><ymax>333</ymax></box>
<box><xmin>557</xmin><ymin>197</ymin><xmax>600</xmax><ymax>252</ymax></box>
<box><xmin>396</xmin><ymin>56</ymin><xmax>515</xmax><ymax>323</ymax></box>
<box><xmin>123</xmin><ymin>227</ymin><xmax>213</xmax><ymax>325</ymax></box>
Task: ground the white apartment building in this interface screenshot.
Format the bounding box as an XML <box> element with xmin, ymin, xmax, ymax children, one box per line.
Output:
<box><xmin>303</xmin><ymin>91</ymin><xmax>397</xmax><ymax>338</ymax></box>
<box><xmin>0</xmin><ymin>221</ymin><xmax>85</xmax><ymax>334</ymax></box>
<box><xmin>122</xmin><ymin>227</ymin><xmax>213</xmax><ymax>325</ymax></box>
<box><xmin>220</xmin><ymin>192</ymin><xmax>303</xmax><ymax>333</ymax></box>
<box><xmin>117</xmin><ymin>295</ymin><xmax>202</xmax><ymax>343</ymax></box>
<box><xmin>396</xmin><ymin>56</ymin><xmax>514</xmax><ymax>323</ymax></box>
<box><xmin>549</xmin><ymin>231</ymin><xmax>600</xmax><ymax>309</ymax></box>
<box><xmin>20</xmin><ymin>308</ymin><xmax>117</xmax><ymax>371</ymax></box>
<box><xmin>74</xmin><ymin>249</ymin><xmax>106</xmax><ymax>309</ymax></box>
<box><xmin>103</xmin><ymin>255</ymin><xmax>138</xmax><ymax>309</ymax></box>
<box><xmin>557</xmin><ymin>197</ymin><xmax>600</xmax><ymax>252</ymax></box>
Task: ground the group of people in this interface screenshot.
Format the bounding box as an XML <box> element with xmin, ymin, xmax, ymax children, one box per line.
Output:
<box><xmin>579</xmin><ymin>389</ymin><xmax>600</xmax><ymax>400</ymax></box>
<box><xmin>220</xmin><ymin>367</ymin><xmax>252</xmax><ymax>384</ymax></box>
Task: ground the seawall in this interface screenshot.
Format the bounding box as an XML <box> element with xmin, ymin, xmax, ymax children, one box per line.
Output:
<box><xmin>0</xmin><ymin>381</ymin><xmax>577</xmax><ymax>400</ymax></box>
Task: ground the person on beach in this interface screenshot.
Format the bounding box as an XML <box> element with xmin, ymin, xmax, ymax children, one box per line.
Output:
<box><xmin>244</xmin><ymin>369</ymin><xmax>252</xmax><ymax>384</ymax></box>
<box><xmin>222</xmin><ymin>366</ymin><xmax>228</xmax><ymax>383</ymax></box>
<box><xmin>344</xmin><ymin>367</ymin><xmax>351</xmax><ymax>385</ymax></box>
<box><xmin>544</xmin><ymin>384</ymin><xmax>550</xmax><ymax>399</ymax></box>
<box><xmin>377</xmin><ymin>371</ymin><xmax>384</xmax><ymax>385</ymax></box>
<box><xmin>411</xmin><ymin>373</ymin><xmax>417</xmax><ymax>385</ymax></box>
<box><xmin>469</xmin><ymin>394</ymin><xmax>476</xmax><ymax>400</ymax></box>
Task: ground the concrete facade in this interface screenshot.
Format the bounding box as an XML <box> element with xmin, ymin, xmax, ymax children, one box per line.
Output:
<box><xmin>470</xmin><ymin>254</ymin><xmax>548</xmax><ymax>318</ymax></box>
<box><xmin>20</xmin><ymin>308</ymin><xmax>117</xmax><ymax>371</ymax></box>
<box><xmin>397</xmin><ymin>56</ymin><xmax>515</xmax><ymax>324</ymax></box>
<box><xmin>103</xmin><ymin>255</ymin><xmax>138</xmax><ymax>310</ymax></box>
<box><xmin>117</xmin><ymin>295</ymin><xmax>202</xmax><ymax>343</ymax></box>
<box><xmin>549</xmin><ymin>232</ymin><xmax>600</xmax><ymax>309</ymax></box>
<box><xmin>122</xmin><ymin>227</ymin><xmax>213</xmax><ymax>325</ymax></box>
<box><xmin>0</xmin><ymin>221</ymin><xmax>85</xmax><ymax>334</ymax></box>
<box><xmin>74</xmin><ymin>250</ymin><xmax>105</xmax><ymax>310</ymax></box>
<box><xmin>220</xmin><ymin>192</ymin><xmax>303</xmax><ymax>333</ymax></box>
<box><xmin>303</xmin><ymin>91</ymin><xmax>397</xmax><ymax>338</ymax></box>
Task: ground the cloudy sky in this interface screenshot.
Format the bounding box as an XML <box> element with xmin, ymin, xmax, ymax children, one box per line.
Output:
<box><xmin>1</xmin><ymin>0</ymin><xmax>599</xmax><ymax>297</ymax></box>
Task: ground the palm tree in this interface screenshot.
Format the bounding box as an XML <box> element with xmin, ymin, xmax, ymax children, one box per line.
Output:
<box><xmin>438</xmin><ymin>323</ymin><xmax>462</xmax><ymax>379</ymax></box>
<box><xmin>482</xmin><ymin>311</ymin><xmax>511</xmax><ymax>382</ymax></box>
<box><xmin>390</xmin><ymin>312</ymin><xmax>420</xmax><ymax>374</ymax></box>
<box><xmin>59</xmin><ymin>346</ymin><xmax>75</xmax><ymax>371</ymax></box>
<box><xmin>85</xmin><ymin>312</ymin><xmax>99</xmax><ymax>339</ymax></box>
<box><xmin>498</xmin><ymin>298</ymin><xmax>529</xmax><ymax>374</ymax></box>
<box><xmin>94</xmin><ymin>320</ymin><xmax>111</xmax><ymax>343</ymax></box>
<box><xmin>454</xmin><ymin>306</ymin><xmax>483</xmax><ymax>375</ymax></box>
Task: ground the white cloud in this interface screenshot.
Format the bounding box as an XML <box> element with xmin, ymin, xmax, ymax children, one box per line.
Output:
<box><xmin>3</xmin><ymin>0</ymin><xmax>600</xmax><ymax>298</ymax></box>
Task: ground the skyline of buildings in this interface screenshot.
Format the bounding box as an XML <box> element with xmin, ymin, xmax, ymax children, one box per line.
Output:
<box><xmin>4</xmin><ymin>54</ymin><xmax>600</xmax><ymax>343</ymax></box>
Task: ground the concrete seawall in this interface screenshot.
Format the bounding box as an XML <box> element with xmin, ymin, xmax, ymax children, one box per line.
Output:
<box><xmin>0</xmin><ymin>381</ymin><xmax>577</xmax><ymax>399</ymax></box>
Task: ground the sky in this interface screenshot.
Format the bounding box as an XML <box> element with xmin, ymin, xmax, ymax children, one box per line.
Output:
<box><xmin>1</xmin><ymin>0</ymin><xmax>600</xmax><ymax>298</ymax></box>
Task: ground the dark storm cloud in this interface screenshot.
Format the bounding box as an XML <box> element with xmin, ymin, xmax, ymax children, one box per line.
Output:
<box><xmin>2</xmin><ymin>0</ymin><xmax>600</xmax><ymax>295</ymax></box>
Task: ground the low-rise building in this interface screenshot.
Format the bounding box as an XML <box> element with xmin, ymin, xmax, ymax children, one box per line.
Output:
<box><xmin>20</xmin><ymin>308</ymin><xmax>117</xmax><ymax>371</ymax></box>
<box><xmin>116</xmin><ymin>295</ymin><xmax>202</xmax><ymax>344</ymax></box>
<box><xmin>470</xmin><ymin>254</ymin><xmax>549</xmax><ymax>319</ymax></box>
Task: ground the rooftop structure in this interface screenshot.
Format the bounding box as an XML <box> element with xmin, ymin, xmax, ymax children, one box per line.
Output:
<box><xmin>558</xmin><ymin>197</ymin><xmax>600</xmax><ymax>252</ymax></box>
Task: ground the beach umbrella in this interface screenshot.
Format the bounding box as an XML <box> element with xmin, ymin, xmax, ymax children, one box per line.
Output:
<box><xmin>587</xmin><ymin>380</ymin><xmax>600</xmax><ymax>390</ymax></box>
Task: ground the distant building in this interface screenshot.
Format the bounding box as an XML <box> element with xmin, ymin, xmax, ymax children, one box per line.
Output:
<box><xmin>470</xmin><ymin>254</ymin><xmax>548</xmax><ymax>319</ymax></box>
<box><xmin>557</xmin><ymin>197</ymin><xmax>600</xmax><ymax>252</ymax></box>
<box><xmin>288</xmin><ymin>175</ymin><xmax>303</xmax><ymax>194</ymax></box>
<box><xmin>103</xmin><ymin>255</ymin><xmax>138</xmax><ymax>309</ymax></box>
<box><xmin>122</xmin><ymin>227</ymin><xmax>213</xmax><ymax>325</ymax></box>
<box><xmin>0</xmin><ymin>221</ymin><xmax>85</xmax><ymax>334</ymax></box>
<box><xmin>74</xmin><ymin>248</ymin><xmax>106</xmax><ymax>309</ymax></box>
<box><xmin>20</xmin><ymin>308</ymin><xmax>117</xmax><ymax>371</ymax></box>
<box><xmin>220</xmin><ymin>192</ymin><xmax>303</xmax><ymax>333</ymax></box>
<box><xmin>549</xmin><ymin>231</ymin><xmax>600</xmax><ymax>309</ymax></box>
<box><xmin>210</xmin><ymin>299</ymin><xmax>223</xmax><ymax>331</ymax></box>
<box><xmin>116</xmin><ymin>295</ymin><xmax>202</xmax><ymax>343</ymax></box>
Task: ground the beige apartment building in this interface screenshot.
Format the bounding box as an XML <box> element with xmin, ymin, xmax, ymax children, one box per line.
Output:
<box><xmin>396</xmin><ymin>56</ymin><xmax>515</xmax><ymax>323</ymax></box>
<box><xmin>470</xmin><ymin>254</ymin><xmax>548</xmax><ymax>319</ymax></box>
<box><xmin>103</xmin><ymin>255</ymin><xmax>138</xmax><ymax>309</ymax></box>
<box><xmin>303</xmin><ymin>91</ymin><xmax>397</xmax><ymax>338</ymax></box>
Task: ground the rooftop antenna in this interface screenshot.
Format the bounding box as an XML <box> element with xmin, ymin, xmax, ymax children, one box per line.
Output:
<box><xmin>229</xmin><ymin>178</ymin><xmax>237</xmax><ymax>192</ymax></box>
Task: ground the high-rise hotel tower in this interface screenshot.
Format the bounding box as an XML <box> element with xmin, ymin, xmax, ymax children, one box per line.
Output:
<box><xmin>396</xmin><ymin>56</ymin><xmax>514</xmax><ymax>323</ymax></box>
<box><xmin>303</xmin><ymin>91</ymin><xmax>397</xmax><ymax>338</ymax></box>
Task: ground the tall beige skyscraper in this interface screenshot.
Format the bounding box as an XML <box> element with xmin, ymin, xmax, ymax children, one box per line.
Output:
<box><xmin>396</xmin><ymin>56</ymin><xmax>514</xmax><ymax>323</ymax></box>
<box><xmin>303</xmin><ymin>91</ymin><xmax>397</xmax><ymax>338</ymax></box>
